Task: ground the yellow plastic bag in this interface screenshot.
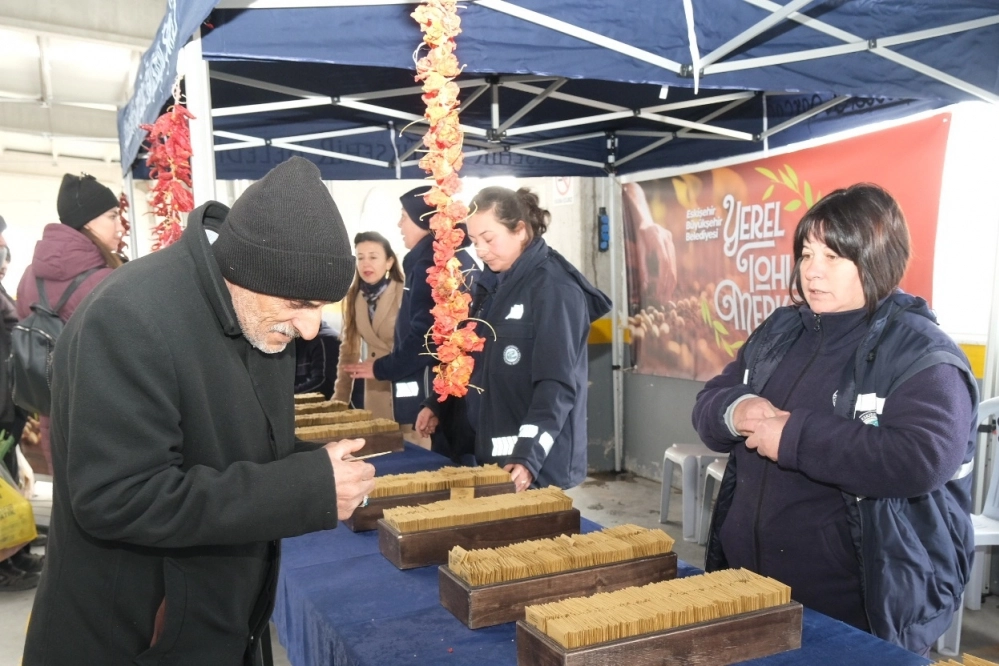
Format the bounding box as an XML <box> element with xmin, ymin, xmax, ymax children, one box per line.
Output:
<box><xmin>0</xmin><ymin>473</ymin><xmax>36</xmax><ymax>550</ymax></box>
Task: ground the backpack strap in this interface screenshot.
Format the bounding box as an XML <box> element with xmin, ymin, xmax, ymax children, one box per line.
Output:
<box><xmin>36</xmin><ymin>267</ymin><xmax>101</xmax><ymax>317</ymax></box>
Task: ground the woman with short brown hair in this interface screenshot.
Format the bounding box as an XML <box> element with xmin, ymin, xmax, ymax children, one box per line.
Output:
<box><xmin>693</xmin><ymin>183</ymin><xmax>977</xmax><ymax>655</ymax></box>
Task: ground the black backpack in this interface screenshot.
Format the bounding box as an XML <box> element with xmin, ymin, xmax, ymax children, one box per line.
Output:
<box><xmin>10</xmin><ymin>269</ymin><xmax>97</xmax><ymax>415</ymax></box>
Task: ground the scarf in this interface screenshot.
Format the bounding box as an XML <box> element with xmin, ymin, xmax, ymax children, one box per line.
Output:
<box><xmin>358</xmin><ymin>276</ymin><xmax>390</xmax><ymax>320</ymax></box>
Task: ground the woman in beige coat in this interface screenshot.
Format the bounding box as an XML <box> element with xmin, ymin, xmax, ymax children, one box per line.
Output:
<box><xmin>333</xmin><ymin>231</ymin><xmax>404</xmax><ymax>419</ymax></box>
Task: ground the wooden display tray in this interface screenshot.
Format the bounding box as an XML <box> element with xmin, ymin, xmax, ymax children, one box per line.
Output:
<box><xmin>516</xmin><ymin>601</ymin><xmax>803</xmax><ymax>666</ymax></box>
<box><xmin>440</xmin><ymin>552</ymin><xmax>678</xmax><ymax>629</ymax></box>
<box><xmin>345</xmin><ymin>482</ymin><xmax>517</xmax><ymax>532</ymax></box>
<box><xmin>378</xmin><ymin>509</ymin><xmax>581</xmax><ymax>570</ymax></box>
<box><xmin>304</xmin><ymin>430</ymin><xmax>404</xmax><ymax>457</ymax></box>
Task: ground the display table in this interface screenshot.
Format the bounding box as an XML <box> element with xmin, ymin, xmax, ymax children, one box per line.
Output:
<box><xmin>272</xmin><ymin>444</ymin><xmax>930</xmax><ymax>666</ymax></box>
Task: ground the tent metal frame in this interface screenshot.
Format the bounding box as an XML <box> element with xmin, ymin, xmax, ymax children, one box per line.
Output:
<box><xmin>183</xmin><ymin>0</ymin><xmax>999</xmax><ymax>478</ymax></box>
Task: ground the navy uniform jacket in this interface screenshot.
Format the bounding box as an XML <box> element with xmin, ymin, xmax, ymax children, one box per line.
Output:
<box><xmin>435</xmin><ymin>238</ymin><xmax>610</xmax><ymax>488</ymax></box>
<box><xmin>693</xmin><ymin>292</ymin><xmax>977</xmax><ymax>654</ymax></box>
<box><xmin>373</xmin><ymin>233</ymin><xmax>477</xmax><ymax>425</ymax></box>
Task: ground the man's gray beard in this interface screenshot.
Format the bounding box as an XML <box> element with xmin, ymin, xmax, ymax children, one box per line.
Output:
<box><xmin>231</xmin><ymin>291</ymin><xmax>298</xmax><ymax>354</ymax></box>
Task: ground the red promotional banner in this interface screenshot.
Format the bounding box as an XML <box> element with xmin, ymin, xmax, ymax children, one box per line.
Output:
<box><xmin>623</xmin><ymin>114</ymin><xmax>950</xmax><ymax>380</ymax></box>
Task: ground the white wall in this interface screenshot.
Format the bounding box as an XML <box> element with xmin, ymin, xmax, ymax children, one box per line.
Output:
<box><xmin>932</xmin><ymin>102</ymin><xmax>999</xmax><ymax>345</ymax></box>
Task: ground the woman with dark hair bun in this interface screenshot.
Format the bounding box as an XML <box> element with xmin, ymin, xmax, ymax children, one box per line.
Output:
<box><xmin>416</xmin><ymin>186</ymin><xmax>611</xmax><ymax>491</ymax></box>
<box><xmin>692</xmin><ymin>183</ymin><xmax>977</xmax><ymax>655</ymax></box>
<box><xmin>332</xmin><ymin>231</ymin><xmax>405</xmax><ymax>419</ymax></box>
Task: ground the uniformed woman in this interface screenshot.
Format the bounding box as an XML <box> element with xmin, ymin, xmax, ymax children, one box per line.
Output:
<box><xmin>417</xmin><ymin>186</ymin><xmax>610</xmax><ymax>490</ymax></box>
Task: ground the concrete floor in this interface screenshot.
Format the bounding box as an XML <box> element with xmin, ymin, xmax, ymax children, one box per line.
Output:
<box><xmin>2</xmin><ymin>472</ymin><xmax>997</xmax><ymax>665</ymax></box>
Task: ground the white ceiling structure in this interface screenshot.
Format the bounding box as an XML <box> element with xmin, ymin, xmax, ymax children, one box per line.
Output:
<box><xmin>0</xmin><ymin>0</ymin><xmax>166</xmax><ymax>180</ymax></box>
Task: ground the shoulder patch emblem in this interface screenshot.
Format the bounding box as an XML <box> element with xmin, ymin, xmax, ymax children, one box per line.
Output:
<box><xmin>503</xmin><ymin>345</ymin><xmax>521</xmax><ymax>365</ymax></box>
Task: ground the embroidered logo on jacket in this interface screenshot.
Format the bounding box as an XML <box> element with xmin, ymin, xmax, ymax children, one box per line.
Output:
<box><xmin>503</xmin><ymin>345</ymin><xmax>521</xmax><ymax>365</ymax></box>
<box><xmin>853</xmin><ymin>393</ymin><xmax>884</xmax><ymax>427</ymax></box>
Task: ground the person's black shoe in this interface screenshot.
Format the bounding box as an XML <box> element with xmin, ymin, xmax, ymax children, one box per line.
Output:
<box><xmin>10</xmin><ymin>550</ymin><xmax>44</xmax><ymax>575</ymax></box>
<box><xmin>0</xmin><ymin>561</ymin><xmax>39</xmax><ymax>592</ymax></box>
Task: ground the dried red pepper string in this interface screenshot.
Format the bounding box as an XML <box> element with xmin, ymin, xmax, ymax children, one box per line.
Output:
<box><xmin>140</xmin><ymin>91</ymin><xmax>195</xmax><ymax>251</ymax></box>
<box><xmin>413</xmin><ymin>0</ymin><xmax>485</xmax><ymax>400</ymax></box>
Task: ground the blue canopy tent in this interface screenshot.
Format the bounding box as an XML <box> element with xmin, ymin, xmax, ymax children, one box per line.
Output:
<box><xmin>119</xmin><ymin>0</ymin><xmax>999</xmax><ymax>181</ymax></box>
<box><xmin>118</xmin><ymin>0</ymin><xmax>999</xmax><ymax>485</ymax></box>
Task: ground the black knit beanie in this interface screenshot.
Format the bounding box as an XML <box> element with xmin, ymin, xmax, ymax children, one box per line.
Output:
<box><xmin>400</xmin><ymin>186</ymin><xmax>435</xmax><ymax>231</ymax></box>
<box><xmin>57</xmin><ymin>173</ymin><xmax>118</xmax><ymax>230</ymax></box>
<box><xmin>213</xmin><ymin>157</ymin><xmax>355</xmax><ymax>302</ymax></box>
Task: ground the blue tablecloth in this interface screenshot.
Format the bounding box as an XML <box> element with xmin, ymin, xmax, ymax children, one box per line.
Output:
<box><xmin>273</xmin><ymin>445</ymin><xmax>931</xmax><ymax>666</ymax></box>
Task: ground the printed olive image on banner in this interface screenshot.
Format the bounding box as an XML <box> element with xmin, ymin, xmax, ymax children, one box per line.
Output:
<box><xmin>623</xmin><ymin>113</ymin><xmax>950</xmax><ymax>380</ymax></box>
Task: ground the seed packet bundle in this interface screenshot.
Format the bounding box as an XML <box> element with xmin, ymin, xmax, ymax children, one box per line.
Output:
<box><xmin>448</xmin><ymin>524</ymin><xmax>675</xmax><ymax>586</ymax></box>
<box><xmin>295</xmin><ymin>418</ymin><xmax>399</xmax><ymax>441</ymax></box>
<box><xmin>935</xmin><ymin>657</ymin><xmax>999</xmax><ymax>666</ymax></box>
<box><xmin>371</xmin><ymin>465</ymin><xmax>511</xmax><ymax>499</ymax></box>
<box><xmin>293</xmin><ymin>398</ymin><xmax>350</xmax><ymax>415</ymax></box>
<box><xmin>381</xmin><ymin>486</ymin><xmax>573</xmax><ymax>533</ymax></box>
<box><xmin>524</xmin><ymin>568</ymin><xmax>791</xmax><ymax>649</ymax></box>
<box><xmin>295</xmin><ymin>409</ymin><xmax>373</xmax><ymax>427</ymax></box>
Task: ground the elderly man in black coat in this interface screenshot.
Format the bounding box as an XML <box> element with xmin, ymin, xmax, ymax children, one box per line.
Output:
<box><xmin>23</xmin><ymin>157</ymin><xmax>376</xmax><ymax>665</ymax></box>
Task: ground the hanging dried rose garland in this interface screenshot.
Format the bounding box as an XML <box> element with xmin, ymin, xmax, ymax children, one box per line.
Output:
<box><xmin>413</xmin><ymin>0</ymin><xmax>485</xmax><ymax>400</ymax></box>
<box><xmin>140</xmin><ymin>83</ymin><xmax>194</xmax><ymax>250</ymax></box>
<box><xmin>117</xmin><ymin>192</ymin><xmax>130</xmax><ymax>255</ymax></box>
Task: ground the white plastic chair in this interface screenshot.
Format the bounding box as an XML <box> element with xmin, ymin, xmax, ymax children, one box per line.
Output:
<box><xmin>659</xmin><ymin>443</ymin><xmax>727</xmax><ymax>542</ymax></box>
<box><xmin>697</xmin><ymin>458</ymin><xmax>728</xmax><ymax>545</ymax></box>
<box><xmin>936</xmin><ymin>396</ymin><xmax>999</xmax><ymax>656</ymax></box>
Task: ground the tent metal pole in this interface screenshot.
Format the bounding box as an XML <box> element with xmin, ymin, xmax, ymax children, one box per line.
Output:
<box><xmin>214</xmin><ymin>141</ymin><xmax>266</xmax><ymax>152</ymax></box>
<box><xmin>279</xmin><ymin>126</ymin><xmax>385</xmax><ymax>142</ymax></box>
<box><xmin>637</xmin><ymin>112</ymin><xmax>754</xmax><ymax>140</ymax></box>
<box><xmin>490</xmin><ymin>84</ymin><xmax>500</xmax><ymax>134</ymax></box>
<box><xmin>642</xmin><ymin>91</ymin><xmax>756</xmax><ymax>114</ymax></box>
<box><xmin>509</xmin><ymin>132</ymin><xmax>606</xmax><ymax>149</ymax></box>
<box><xmin>607</xmin><ymin>176</ymin><xmax>624</xmax><ymax>472</ymax></box>
<box><xmin>459</xmin><ymin>84</ymin><xmax>491</xmax><ymax>113</ymax></box>
<box><xmin>336</xmin><ymin>98</ymin><xmax>489</xmax><ymax>136</ymax></box>
<box><xmin>742</xmin><ymin>0</ymin><xmax>999</xmax><ymax>104</ymax></box>
<box><xmin>503</xmin><ymin>112</ymin><xmax>633</xmax><ymax>137</ymax></box>
<box><xmin>760</xmin><ymin>95</ymin><xmax>850</xmax><ymax>139</ymax></box>
<box><xmin>124</xmin><ymin>171</ymin><xmax>140</xmax><ymax>260</ymax></box>
<box><xmin>976</xmin><ymin>227</ymin><xmax>999</xmax><ymax>513</ymax></box>
<box><xmin>705</xmin><ymin>41</ymin><xmax>869</xmax><ymax>75</ymax></box>
<box><xmin>878</xmin><ymin>15</ymin><xmax>999</xmax><ymax>48</ymax></box>
<box><xmin>388</xmin><ymin>122</ymin><xmax>401</xmax><ymax>179</ymax></box>
<box><xmin>498</xmin><ymin>78</ymin><xmax>566</xmax><ymax>133</ymax></box>
<box><xmin>179</xmin><ymin>29</ymin><xmax>216</xmax><ymax>206</ymax></box>
<box><xmin>209</xmin><ymin>71</ymin><xmax>328</xmax><ymax>99</ymax></box>
<box><xmin>617</xmin><ymin>95</ymin><xmax>755</xmax><ymax>165</ymax></box>
<box><xmin>269</xmin><ymin>141</ymin><xmax>392</xmax><ymax>168</ymax></box>
<box><xmin>213</xmin><ymin>97</ymin><xmax>332</xmax><ymax>117</ymax></box>
<box><xmin>700</xmin><ymin>0</ymin><xmax>816</xmax><ymax>69</ymax></box>
<box><xmin>616</xmin><ymin>136</ymin><xmax>675</xmax><ymax>167</ymax></box>
<box><xmin>503</xmin><ymin>82</ymin><xmax>629</xmax><ymax>113</ymax></box>
<box><xmin>475</xmin><ymin>0</ymin><xmax>682</xmax><ymax>73</ymax></box>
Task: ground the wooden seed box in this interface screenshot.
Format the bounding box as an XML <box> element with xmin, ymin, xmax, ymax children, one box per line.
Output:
<box><xmin>304</xmin><ymin>430</ymin><xmax>405</xmax><ymax>458</ymax></box>
<box><xmin>516</xmin><ymin>601</ymin><xmax>803</xmax><ymax>666</ymax></box>
<box><xmin>378</xmin><ymin>509</ymin><xmax>581</xmax><ymax>570</ymax></box>
<box><xmin>440</xmin><ymin>552</ymin><xmax>678</xmax><ymax>629</ymax></box>
<box><xmin>344</xmin><ymin>482</ymin><xmax>517</xmax><ymax>532</ymax></box>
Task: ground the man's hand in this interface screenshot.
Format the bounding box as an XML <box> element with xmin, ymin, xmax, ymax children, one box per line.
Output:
<box><xmin>323</xmin><ymin>439</ymin><xmax>376</xmax><ymax>520</ymax></box>
<box><xmin>503</xmin><ymin>463</ymin><xmax>534</xmax><ymax>492</ymax></box>
<box><xmin>744</xmin><ymin>412</ymin><xmax>791</xmax><ymax>462</ymax></box>
<box><xmin>732</xmin><ymin>396</ymin><xmax>782</xmax><ymax>436</ymax></box>
<box><xmin>343</xmin><ymin>360</ymin><xmax>376</xmax><ymax>380</ymax></box>
<box><xmin>415</xmin><ymin>408</ymin><xmax>439</xmax><ymax>437</ymax></box>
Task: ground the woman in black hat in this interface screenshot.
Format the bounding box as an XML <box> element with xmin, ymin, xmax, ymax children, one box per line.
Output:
<box><xmin>16</xmin><ymin>173</ymin><xmax>124</xmax><ymax>474</ymax></box>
